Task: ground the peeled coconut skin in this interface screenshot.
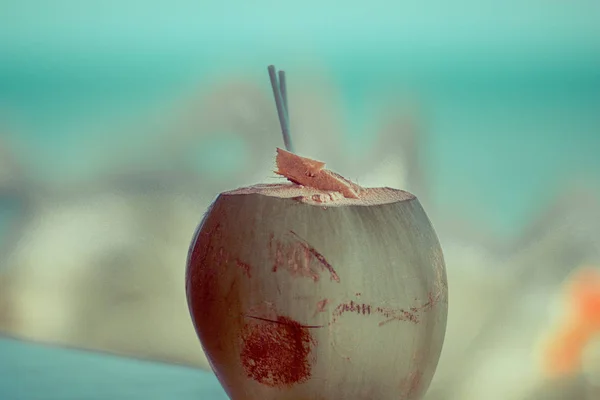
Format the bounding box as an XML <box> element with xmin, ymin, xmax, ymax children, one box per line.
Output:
<box><xmin>185</xmin><ymin>150</ymin><xmax>448</xmax><ymax>400</ymax></box>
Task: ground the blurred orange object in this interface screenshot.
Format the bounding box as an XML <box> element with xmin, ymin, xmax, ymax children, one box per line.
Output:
<box><xmin>543</xmin><ymin>267</ymin><xmax>600</xmax><ymax>378</ymax></box>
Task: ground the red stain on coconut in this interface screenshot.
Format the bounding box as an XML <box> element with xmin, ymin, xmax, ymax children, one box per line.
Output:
<box><xmin>269</xmin><ymin>231</ymin><xmax>340</xmax><ymax>283</ymax></box>
<box><xmin>401</xmin><ymin>370</ymin><xmax>423</xmax><ymax>398</ymax></box>
<box><xmin>400</xmin><ymin>350</ymin><xmax>426</xmax><ymax>399</ymax></box>
<box><xmin>236</xmin><ymin>259</ymin><xmax>252</xmax><ymax>278</ymax></box>
<box><xmin>331</xmin><ymin>301</ymin><xmax>376</xmax><ymax>323</ymax></box>
<box><xmin>289</xmin><ymin>231</ymin><xmax>340</xmax><ymax>282</ymax></box>
<box><xmin>315</xmin><ymin>299</ymin><xmax>330</xmax><ymax>314</ymax></box>
<box><xmin>330</xmin><ymin>296</ymin><xmax>440</xmax><ymax>326</ymax></box>
<box><xmin>240</xmin><ymin>315</ymin><xmax>317</xmax><ymax>387</ymax></box>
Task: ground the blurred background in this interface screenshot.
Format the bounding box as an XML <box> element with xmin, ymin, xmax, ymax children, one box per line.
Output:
<box><xmin>1</xmin><ymin>1</ymin><xmax>600</xmax><ymax>399</ymax></box>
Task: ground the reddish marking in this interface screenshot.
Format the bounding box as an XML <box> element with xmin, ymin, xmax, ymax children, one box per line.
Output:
<box><xmin>332</xmin><ymin>300</ymin><xmax>373</xmax><ymax>320</ymax></box>
<box><xmin>240</xmin><ymin>315</ymin><xmax>317</xmax><ymax>387</ymax></box>
<box><xmin>289</xmin><ymin>231</ymin><xmax>340</xmax><ymax>282</ymax></box>
<box><xmin>269</xmin><ymin>231</ymin><xmax>340</xmax><ymax>283</ymax></box>
<box><xmin>270</xmin><ymin>232</ymin><xmax>320</xmax><ymax>281</ymax></box>
<box><xmin>216</xmin><ymin>246</ymin><xmax>228</xmax><ymax>264</ymax></box>
<box><xmin>315</xmin><ymin>299</ymin><xmax>330</xmax><ymax>314</ymax></box>
<box><xmin>330</xmin><ymin>293</ymin><xmax>441</xmax><ymax>327</ymax></box>
<box><xmin>402</xmin><ymin>370</ymin><xmax>423</xmax><ymax>398</ymax></box>
<box><xmin>236</xmin><ymin>259</ymin><xmax>252</xmax><ymax>278</ymax></box>
<box><xmin>399</xmin><ymin>349</ymin><xmax>427</xmax><ymax>398</ymax></box>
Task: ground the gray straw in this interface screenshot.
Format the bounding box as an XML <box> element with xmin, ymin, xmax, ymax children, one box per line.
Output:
<box><xmin>267</xmin><ymin>65</ymin><xmax>294</xmax><ymax>152</ymax></box>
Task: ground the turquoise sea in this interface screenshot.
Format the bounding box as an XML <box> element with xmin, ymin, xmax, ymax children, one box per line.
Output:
<box><xmin>1</xmin><ymin>47</ymin><xmax>599</xmax><ymax>237</ymax></box>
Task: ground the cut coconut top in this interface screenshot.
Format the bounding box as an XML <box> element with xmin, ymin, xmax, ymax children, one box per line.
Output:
<box><xmin>223</xmin><ymin>149</ymin><xmax>414</xmax><ymax>207</ymax></box>
<box><xmin>274</xmin><ymin>148</ymin><xmax>363</xmax><ymax>199</ymax></box>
